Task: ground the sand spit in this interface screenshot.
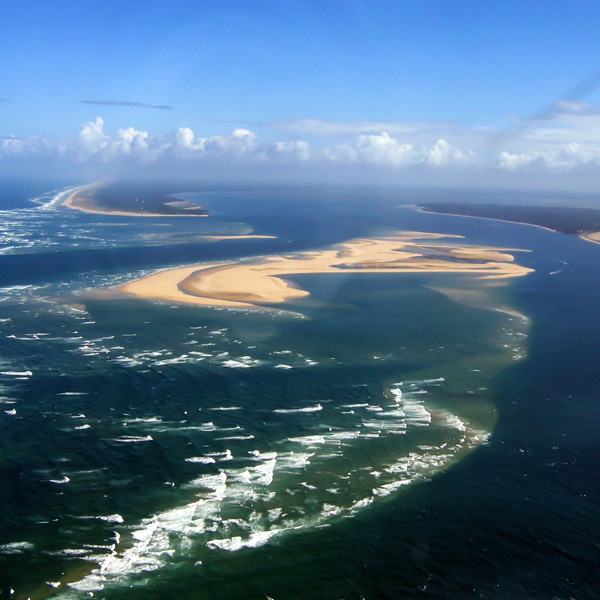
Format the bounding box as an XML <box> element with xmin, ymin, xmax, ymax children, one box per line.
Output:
<box><xmin>579</xmin><ymin>231</ymin><xmax>600</xmax><ymax>245</ymax></box>
<box><xmin>63</xmin><ymin>183</ymin><xmax>208</xmax><ymax>217</ymax></box>
<box><xmin>116</xmin><ymin>232</ymin><xmax>534</xmax><ymax>309</ymax></box>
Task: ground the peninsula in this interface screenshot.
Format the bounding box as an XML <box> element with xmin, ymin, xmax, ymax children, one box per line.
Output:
<box><xmin>420</xmin><ymin>203</ymin><xmax>600</xmax><ymax>245</ymax></box>
<box><xmin>64</xmin><ymin>182</ymin><xmax>209</xmax><ymax>217</ymax></box>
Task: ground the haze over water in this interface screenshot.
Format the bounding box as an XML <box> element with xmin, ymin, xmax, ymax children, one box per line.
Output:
<box><xmin>0</xmin><ymin>182</ymin><xmax>599</xmax><ymax>599</ymax></box>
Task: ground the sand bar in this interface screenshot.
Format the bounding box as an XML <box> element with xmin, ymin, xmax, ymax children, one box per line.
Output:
<box><xmin>116</xmin><ymin>232</ymin><xmax>533</xmax><ymax>309</ymax></box>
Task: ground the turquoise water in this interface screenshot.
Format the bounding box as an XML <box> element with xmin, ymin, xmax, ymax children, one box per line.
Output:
<box><xmin>0</xmin><ymin>183</ymin><xmax>599</xmax><ymax>599</ymax></box>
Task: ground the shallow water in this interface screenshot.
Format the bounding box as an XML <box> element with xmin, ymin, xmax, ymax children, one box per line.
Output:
<box><xmin>0</xmin><ymin>183</ymin><xmax>599</xmax><ymax>599</ymax></box>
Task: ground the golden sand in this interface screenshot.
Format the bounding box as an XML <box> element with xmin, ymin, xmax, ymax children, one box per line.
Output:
<box><xmin>117</xmin><ymin>232</ymin><xmax>533</xmax><ymax>309</ymax></box>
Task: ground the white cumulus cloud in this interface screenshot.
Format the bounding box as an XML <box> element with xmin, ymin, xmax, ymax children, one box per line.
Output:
<box><xmin>2</xmin><ymin>112</ymin><xmax>600</xmax><ymax>189</ymax></box>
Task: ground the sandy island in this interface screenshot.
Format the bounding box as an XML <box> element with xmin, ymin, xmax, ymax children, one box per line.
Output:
<box><xmin>116</xmin><ymin>232</ymin><xmax>534</xmax><ymax>309</ymax></box>
<box><xmin>63</xmin><ymin>183</ymin><xmax>209</xmax><ymax>217</ymax></box>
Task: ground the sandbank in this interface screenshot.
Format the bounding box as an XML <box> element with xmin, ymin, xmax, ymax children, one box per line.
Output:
<box><xmin>579</xmin><ymin>231</ymin><xmax>600</xmax><ymax>245</ymax></box>
<box><xmin>116</xmin><ymin>232</ymin><xmax>534</xmax><ymax>310</ymax></box>
<box><xmin>63</xmin><ymin>183</ymin><xmax>208</xmax><ymax>217</ymax></box>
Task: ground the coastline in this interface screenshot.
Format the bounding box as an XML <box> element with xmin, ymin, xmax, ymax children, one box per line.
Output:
<box><xmin>115</xmin><ymin>232</ymin><xmax>534</xmax><ymax>310</ymax></box>
<box><xmin>414</xmin><ymin>205</ymin><xmax>561</xmax><ymax>236</ymax></box>
<box><xmin>417</xmin><ymin>205</ymin><xmax>600</xmax><ymax>247</ymax></box>
<box><xmin>63</xmin><ymin>183</ymin><xmax>209</xmax><ymax>217</ymax></box>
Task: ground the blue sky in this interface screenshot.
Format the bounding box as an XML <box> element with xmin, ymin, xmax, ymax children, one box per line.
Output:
<box><xmin>3</xmin><ymin>1</ymin><xmax>600</xmax><ymax>189</ymax></box>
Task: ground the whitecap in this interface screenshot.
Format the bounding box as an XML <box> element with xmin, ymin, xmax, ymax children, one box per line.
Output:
<box><xmin>287</xmin><ymin>435</ymin><xmax>326</xmax><ymax>446</ymax></box>
<box><xmin>0</xmin><ymin>541</ymin><xmax>34</xmax><ymax>554</ymax></box>
<box><xmin>0</xmin><ymin>370</ymin><xmax>32</xmax><ymax>377</ymax></box>
<box><xmin>274</xmin><ymin>404</ymin><xmax>322</xmax><ymax>414</ymax></box>
<box><xmin>48</xmin><ymin>476</ymin><xmax>70</xmax><ymax>484</ymax></box>
<box><xmin>221</xmin><ymin>360</ymin><xmax>252</xmax><ymax>368</ymax></box>
<box><xmin>111</xmin><ymin>435</ymin><xmax>153</xmax><ymax>443</ymax></box>
<box><xmin>207</xmin><ymin>529</ymin><xmax>281</xmax><ymax>551</ymax></box>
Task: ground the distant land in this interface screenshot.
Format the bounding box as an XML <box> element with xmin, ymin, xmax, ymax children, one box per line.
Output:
<box><xmin>64</xmin><ymin>182</ymin><xmax>209</xmax><ymax>217</ymax></box>
<box><xmin>420</xmin><ymin>203</ymin><xmax>600</xmax><ymax>244</ymax></box>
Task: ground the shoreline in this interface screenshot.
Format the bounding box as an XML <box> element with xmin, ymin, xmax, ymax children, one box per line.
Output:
<box><xmin>416</xmin><ymin>205</ymin><xmax>600</xmax><ymax>247</ymax></box>
<box><xmin>578</xmin><ymin>231</ymin><xmax>600</xmax><ymax>245</ymax></box>
<box><xmin>114</xmin><ymin>232</ymin><xmax>534</xmax><ymax>310</ymax></box>
<box><xmin>414</xmin><ymin>205</ymin><xmax>561</xmax><ymax>236</ymax></box>
<box><xmin>63</xmin><ymin>183</ymin><xmax>209</xmax><ymax>217</ymax></box>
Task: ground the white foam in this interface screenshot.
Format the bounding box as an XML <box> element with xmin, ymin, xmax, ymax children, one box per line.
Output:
<box><xmin>396</xmin><ymin>377</ymin><xmax>444</xmax><ymax>386</ymax></box>
<box><xmin>363</xmin><ymin>421</ymin><xmax>407</xmax><ymax>431</ymax></box>
<box><xmin>277</xmin><ymin>451</ymin><xmax>313</xmax><ymax>470</ymax></box>
<box><xmin>390</xmin><ymin>388</ymin><xmax>402</xmax><ymax>402</ymax></box>
<box><xmin>111</xmin><ymin>435</ymin><xmax>153</xmax><ymax>443</ymax></box>
<box><xmin>206</xmin><ymin>449</ymin><xmax>234</xmax><ymax>461</ymax></box>
<box><xmin>274</xmin><ymin>404</ymin><xmax>322</xmax><ymax>414</ymax></box>
<box><xmin>185</xmin><ymin>457</ymin><xmax>216</xmax><ymax>464</ymax></box>
<box><xmin>0</xmin><ymin>370</ymin><xmax>32</xmax><ymax>377</ymax></box>
<box><xmin>123</xmin><ymin>416</ymin><xmax>162</xmax><ymax>424</ymax></box>
<box><xmin>186</xmin><ymin>472</ymin><xmax>228</xmax><ymax>497</ymax></box>
<box><xmin>234</xmin><ymin>456</ymin><xmax>276</xmax><ymax>486</ymax></box>
<box><xmin>0</xmin><ymin>541</ymin><xmax>34</xmax><ymax>554</ymax></box>
<box><xmin>287</xmin><ymin>435</ymin><xmax>326</xmax><ymax>446</ymax></box>
<box><xmin>153</xmin><ymin>356</ymin><xmax>192</xmax><ymax>366</ymax></box>
<box><xmin>249</xmin><ymin>450</ymin><xmax>277</xmax><ymax>460</ymax></box>
<box><xmin>380</xmin><ymin>409</ymin><xmax>407</xmax><ymax>418</ymax></box>
<box><xmin>328</xmin><ymin>431</ymin><xmax>360</xmax><ymax>441</ymax></box>
<box><xmin>442</xmin><ymin>414</ymin><xmax>467</xmax><ymax>432</ymax></box>
<box><xmin>221</xmin><ymin>360</ymin><xmax>252</xmax><ymax>368</ymax></box>
<box><xmin>207</xmin><ymin>529</ymin><xmax>281</xmax><ymax>551</ymax></box>
<box><xmin>402</xmin><ymin>400</ymin><xmax>432</xmax><ymax>426</ymax></box>
<box><xmin>48</xmin><ymin>476</ymin><xmax>70</xmax><ymax>484</ymax></box>
<box><xmin>54</xmin><ymin>548</ymin><xmax>93</xmax><ymax>557</ymax></box>
<box><xmin>373</xmin><ymin>479</ymin><xmax>413</xmax><ymax>497</ymax></box>
<box><xmin>300</xmin><ymin>482</ymin><xmax>317</xmax><ymax>490</ymax></box>
<box><xmin>75</xmin><ymin>514</ymin><xmax>124</xmax><ymax>524</ymax></box>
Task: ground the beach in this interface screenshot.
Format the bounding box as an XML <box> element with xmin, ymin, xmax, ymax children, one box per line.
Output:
<box><xmin>118</xmin><ymin>232</ymin><xmax>534</xmax><ymax>309</ymax></box>
<box><xmin>579</xmin><ymin>231</ymin><xmax>600</xmax><ymax>245</ymax></box>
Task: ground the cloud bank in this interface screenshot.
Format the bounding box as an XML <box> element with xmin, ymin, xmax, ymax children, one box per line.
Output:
<box><xmin>79</xmin><ymin>100</ymin><xmax>171</xmax><ymax>109</ymax></box>
<box><xmin>2</xmin><ymin>102</ymin><xmax>600</xmax><ymax>190</ymax></box>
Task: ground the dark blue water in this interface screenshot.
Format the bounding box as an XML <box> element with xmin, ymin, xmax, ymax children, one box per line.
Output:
<box><xmin>0</xmin><ymin>183</ymin><xmax>599</xmax><ymax>599</ymax></box>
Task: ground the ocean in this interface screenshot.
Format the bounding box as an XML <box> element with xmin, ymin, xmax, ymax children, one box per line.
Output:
<box><xmin>0</xmin><ymin>182</ymin><xmax>599</xmax><ymax>599</ymax></box>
